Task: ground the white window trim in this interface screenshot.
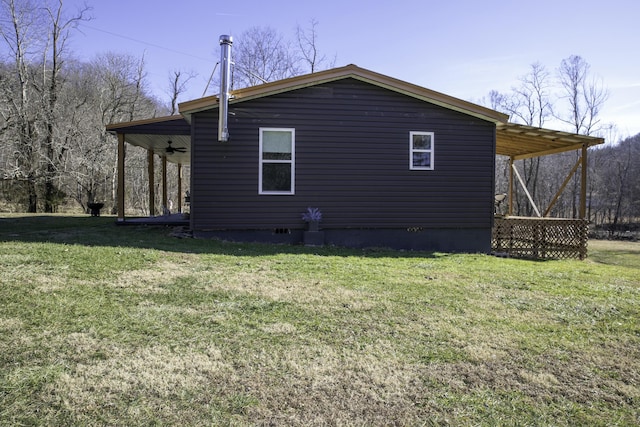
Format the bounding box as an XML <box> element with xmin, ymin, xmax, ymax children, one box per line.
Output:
<box><xmin>259</xmin><ymin>127</ymin><xmax>296</xmax><ymax>195</ymax></box>
<box><xmin>409</xmin><ymin>131</ymin><xmax>435</xmax><ymax>171</ymax></box>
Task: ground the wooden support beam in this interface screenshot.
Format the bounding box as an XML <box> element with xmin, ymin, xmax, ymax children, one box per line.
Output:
<box><xmin>510</xmin><ymin>142</ymin><xmax>592</xmax><ymax>161</ymax></box>
<box><xmin>162</xmin><ymin>155</ymin><xmax>168</xmax><ymax>210</ymax></box>
<box><xmin>177</xmin><ymin>163</ymin><xmax>183</xmax><ymax>213</ymax></box>
<box><xmin>512</xmin><ymin>163</ymin><xmax>541</xmax><ymax>217</ymax></box>
<box><xmin>147</xmin><ymin>149</ymin><xmax>155</xmax><ymax>216</ymax></box>
<box><xmin>543</xmin><ymin>155</ymin><xmax>582</xmax><ymax>217</ymax></box>
<box><xmin>580</xmin><ymin>144</ymin><xmax>587</xmax><ymax>219</ymax></box>
<box><xmin>117</xmin><ymin>133</ymin><xmax>126</xmax><ymax>222</ymax></box>
<box><xmin>508</xmin><ymin>157</ymin><xmax>514</xmax><ymax>215</ymax></box>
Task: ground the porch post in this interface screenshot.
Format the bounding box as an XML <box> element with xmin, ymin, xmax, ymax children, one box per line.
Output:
<box><xmin>148</xmin><ymin>149</ymin><xmax>155</xmax><ymax>216</ymax></box>
<box><xmin>177</xmin><ymin>163</ymin><xmax>183</xmax><ymax>213</ymax></box>
<box><xmin>117</xmin><ymin>133</ymin><xmax>126</xmax><ymax>222</ymax></box>
<box><xmin>162</xmin><ymin>155</ymin><xmax>168</xmax><ymax>211</ymax></box>
<box><xmin>508</xmin><ymin>156</ymin><xmax>514</xmax><ymax>216</ymax></box>
<box><xmin>580</xmin><ymin>144</ymin><xmax>588</xmax><ymax>219</ymax></box>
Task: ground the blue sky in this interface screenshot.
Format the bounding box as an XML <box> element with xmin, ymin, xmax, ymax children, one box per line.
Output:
<box><xmin>66</xmin><ymin>0</ymin><xmax>640</xmax><ymax>138</ymax></box>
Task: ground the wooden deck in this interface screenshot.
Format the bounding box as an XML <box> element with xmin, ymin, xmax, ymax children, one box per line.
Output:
<box><xmin>492</xmin><ymin>216</ymin><xmax>588</xmax><ymax>260</ymax></box>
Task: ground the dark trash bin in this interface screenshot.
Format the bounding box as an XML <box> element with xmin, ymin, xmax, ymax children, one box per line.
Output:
<box><xmin>87</xmin><ymin>202</ymin><xmax>104</xmax><ymax>217</ymax></box>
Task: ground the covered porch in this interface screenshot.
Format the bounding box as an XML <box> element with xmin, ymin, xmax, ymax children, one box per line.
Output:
<box><xmin>493</xmin><ymin>123</ymin><xmax>604</xmax><ymax>259</ymax></box>
<box><xmin>106</xmin><ymin>116</ymin><xmax>191</xmax><ymax>226</ymax></box>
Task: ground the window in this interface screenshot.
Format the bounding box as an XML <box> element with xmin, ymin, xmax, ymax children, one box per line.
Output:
<box><xmin>410</xmin><ymin>131</ymin><xmax>434</xmax><ymax>170</ymax></box>
<box><xmin>259</xmin><ymin>128</ymin><xmax>295</xmax><ymax>194</ymax></box>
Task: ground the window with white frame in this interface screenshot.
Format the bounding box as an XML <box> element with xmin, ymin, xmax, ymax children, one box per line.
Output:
<box><xmin>410</xmin><ymin>131</ymin><xmax>434</xmax><ymax>170</ymax></box>
<box><xmin>259</xmin><ymin>128</ymin><xmax>295</xmax><ymax>194</ymax></box>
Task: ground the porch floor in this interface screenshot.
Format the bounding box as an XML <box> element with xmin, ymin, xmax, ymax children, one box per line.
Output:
<box><xmin>116</xmin><ymin>213</ymin><xmax>190</xmax><ymax>226</ymax></box>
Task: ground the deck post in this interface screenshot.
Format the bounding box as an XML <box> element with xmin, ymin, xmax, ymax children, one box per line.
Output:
<box><xmin>508</xmin><ymin>156</ymin><xmax>514</xmax><ymax>215</ymax></box>
<box><xmin>580</xmin><ymin>144</ymin><xmax>587</xmax><ymax>219</ymax></box>
<box><xmin>177</xmin><ymin>163</ymin><xmax>183</xmax><ymax>213</ymax></box>
<box><xmin>117</xmin><ymin>133</ymin><xmax>126</xmax><ymax>222</ymax></box>
<box><xmin>162</xmin><ymin>155</ymin><xmax>168</xmax><ymax>211</ymax></box>
<box><xmin>147</xmin><ymin>149</ymin><xmax>155</xmax><ymax>216</ymax></box>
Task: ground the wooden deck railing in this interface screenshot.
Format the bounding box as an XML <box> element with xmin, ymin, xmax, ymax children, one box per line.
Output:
<box><xmin>492</xmin><ymin>217</ymin><xmax>588</xmax><ymax>260</ymax></box>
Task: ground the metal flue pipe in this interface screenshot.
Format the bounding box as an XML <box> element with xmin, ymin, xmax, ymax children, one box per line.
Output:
<box><xmin>218</xmin><ymin>34</ymin><xmax>233</xmax><ymax>142</ymax></box>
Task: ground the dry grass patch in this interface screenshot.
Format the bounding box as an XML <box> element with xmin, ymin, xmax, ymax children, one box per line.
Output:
<box><xmin>105</xmin><ymin>257</ymin><xmax>199</xmax><ymax>293</ymax></box>
<box><xmin>223</xmin><ymin>342</ymin><xmax>429</xmax><ymax>425</ymax></box>
<box><xmin>200</xmin><ymin>263</ymin><xmax>378</xmax><ymax>310</ymax></box>
<box><xmin>0</xmin><ymin>316</ymin><xmax>24</xmax><ymax>331</ymax></box>
<box><xmin>46</xmin><ymin>344</ymin><xmax>230</xmax><ymax>424</ymax></box>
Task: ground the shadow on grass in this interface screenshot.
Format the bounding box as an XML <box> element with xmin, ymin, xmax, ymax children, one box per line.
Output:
<box><xmin>587</xmin><ymin>251</ymin><xmax>640</xmax><ymax>270</ymax></box>
<box><xmin>0</xmin><ymin>215</ymin><xmax>448</xmax><ymax>260</ymax></box>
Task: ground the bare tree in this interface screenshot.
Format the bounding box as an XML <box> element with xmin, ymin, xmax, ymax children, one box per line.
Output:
<box><xmin>557</xmin><ymin>55</ymin><xmax>609</xmax><ymax>136</ymax></box>
<box><xmin>38</xmin><ymin>0</ymin><xmax>91</xmax><ymax>212</ymax></box>
<box><xmin>489</xmin><ymin>62</ymin><xmax>553</xmax><ymax>216</ymax></box>
<box><xmin>591</xmin><ymin>134</ymin><xmax>640</xmax><ymax>231</ymax></box>
<box><xmin>50</xmin><ymin>52</ymin><xmax>157</xmax><ymax>213</ymax></box>
<box><xmin>60</xmin><ymin>60</ymin><xmax>113</xmax><ymax>211</ymax></box>
<box><xmin>0</xmin><ymin>1</ymin><xmax>175</xmax><ymax>214</ymax></box>
<box><xmin>0</xmin><ymin>0</ymin><xmax>43</xmax><ymax>211</ymax></box>
<box><xmin>486</xmin><ymin>63</ymin><xmax>552</xmax><ymax>128</ymax></box>
<box><xmin>487</xmin><ymin>56</ymin><xmax>613</xmax><ymax>219</ymax></box>
<box><xmin>233</xmin><ymin>26</ymin><xmax>300</xmax><ymax>88</ymax></box>
<box><xmin>556</xmin><ymin>55</ymin><xmax>609</xmax><ymax>217</ymax></box>
<box><xmin>515</xmin><ymin>62</ymin><xmax>552</xmax><ymax>127</ymax></box>
<box><xmin>167</xmin><ymin>69</ymin><xmax>195</xmax><ymax>115</ymax></box>
<box><xmin>295</xmin><ymin>18</ymin><xmax>335</xmax><ymax>73</ymax></box>
<box><xmin>200</xmin><ymin>23</ymin><xmax>335</xmax><ymax>95</ymax></box>
<box><xmin>87</xmin><ymin>52</ymin><xmax>158</xmax><ymax>213</ymax></box>
<box><xmin>514</xmin><ymin>63</ymin><xmax>553</xmax><ymax>216</ymax></box>
<box><xmin>0</xmin><ymin>0</ymin><xmax>90</xmax><ymax>212</ymax></box>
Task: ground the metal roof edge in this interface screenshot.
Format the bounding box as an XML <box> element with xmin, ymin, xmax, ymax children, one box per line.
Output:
<box><xmin>106</xmin><ymin>115</ymin><xmax>186</xmax><ymax>132</ymax></box>
<box><xmin>178</xmin><ymin>64</ymin><xmax>508</xmax><ymax>123</ymax></box>
<box><xmin>496</xmin><ymin>122</ymin><xmax>605</xmax><ymax>144</ymax></box>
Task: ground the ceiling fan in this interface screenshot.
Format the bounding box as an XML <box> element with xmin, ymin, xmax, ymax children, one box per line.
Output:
<box><xmin>165</xmin><ymin>140</ymin><xmax>187</xmax><ymax>154</ymax></box>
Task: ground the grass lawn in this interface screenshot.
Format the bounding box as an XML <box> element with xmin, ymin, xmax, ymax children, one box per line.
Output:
<box><xmin>0</xmin><ymin>215</ymin><xmax>638</xmax><ymax>426</ymax></box>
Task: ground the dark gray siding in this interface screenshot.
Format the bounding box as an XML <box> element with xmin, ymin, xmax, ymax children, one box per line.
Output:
<box><xmin>190</xmin><ymin>78</ymin><xmax>496</xmax><ymax>238</ymax></box>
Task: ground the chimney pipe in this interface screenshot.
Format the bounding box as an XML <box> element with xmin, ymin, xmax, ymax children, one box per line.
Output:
<box><xmin>218</xmin><ymin>34</ymin><xmax>233</xmax><ymax>142</ymax></box>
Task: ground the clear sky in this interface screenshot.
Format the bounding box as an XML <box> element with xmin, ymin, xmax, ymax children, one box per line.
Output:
<box><xmin>65</xmin><ymin>0</ymin><xmax>640</xmax><ymax>139</ymax></box>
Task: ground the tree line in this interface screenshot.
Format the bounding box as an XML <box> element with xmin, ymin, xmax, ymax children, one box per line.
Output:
<box><xmin>0</xmin><ymin>0</ymin><xmax>637</xmax><ymax>230</ymax></box>
<box><xmin>0</xmin><ymin>0</ymin><xmax>160</xmax><ymax>214</ymax></box>
<box><xmin>0</xmin><ymin>0</ymin><xmax>331</xmax><ymax>215</ymax></box>
<box><xmin>487</xmin><ymin>57</ymin><xmax>639</xmax><ymax>230</ymax></box>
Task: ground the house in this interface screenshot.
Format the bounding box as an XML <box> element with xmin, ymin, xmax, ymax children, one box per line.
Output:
<box><xmin>179</xmin><ymin>64</ymin><xmax>509</xmax><ymax>252</ymax></box>
<box><xmin>107</xmin><ymin>44</ymin><xmax>604</xmax><ymax>256</ymax></box>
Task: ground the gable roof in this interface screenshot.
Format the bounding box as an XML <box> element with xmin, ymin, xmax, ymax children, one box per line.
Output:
<box><xmin>179</xmin><ymin>64</ymin><xmax>509</xmax><ymax>124</ymax></box>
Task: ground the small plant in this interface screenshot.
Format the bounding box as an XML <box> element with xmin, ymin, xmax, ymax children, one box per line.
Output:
<box><xmin>301</xmin><ymin>207</ymin><xmax>322</xmax><ymax>222</ymax></box>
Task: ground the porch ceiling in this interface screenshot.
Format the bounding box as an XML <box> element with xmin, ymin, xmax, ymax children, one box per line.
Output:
<box><xmin>106</xmin><ymin>115</ymin><xmax>191</xmax><ymax>165</ymax></box>
<box><xmin>496</xmin><ymin>122</ymin><xmax>605</xmax><ymax>160</ymax></box>
<box><xmin>120</xmin><ymin>133</ymin><xmax>191</xmax><ymax>164</ymax></box>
